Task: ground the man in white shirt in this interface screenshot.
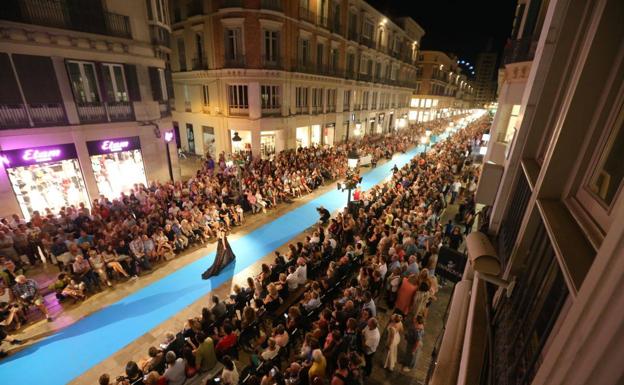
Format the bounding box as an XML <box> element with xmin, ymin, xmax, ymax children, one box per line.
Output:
<box><xmin>294</xmin><ymin>257</ymin><xmax>307</xmax><ymax>285</ymax></box>
<box><xmin>362</xmin><ymin>318</ymin><xmax>380</xmax><ymax>377</ymax></box>
<box><xmin>163</xmin><ymin>351</ymin><xmax>186</xmax><ymax>385</ymax></box>
<box><xmin>286</xmin><ymin>266</ymin><xmax>299</xmax><ymax>290</ymax></box>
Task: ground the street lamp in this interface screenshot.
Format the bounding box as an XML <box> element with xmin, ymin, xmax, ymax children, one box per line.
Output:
<box><xmin>338</xmin><ymin>149</ymin><xmax>362</xmax><ymax>208</ymax></box>
<box><xmin>420</xmin><ymin>135</ymin><xmax>430</xmax><ymax>152</ymax></box>
<box><xmin>164</xmin><ymin>131</ymin><xmax>174</xmax><ymax>181</ymax></box>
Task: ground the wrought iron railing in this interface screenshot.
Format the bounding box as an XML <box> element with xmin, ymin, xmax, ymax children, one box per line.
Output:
<box><xmin>191</xmin><ymin>56</ymin><xmax>208</xmax><ymax>70</ymax></box>
<box><xmin>497</xmin><ymin>170</ymin><xmax>531</xmax><ymax>269</ymax></box>
<box><xmin>1</xmin><ymin>0</ymin><xmax>132</xmax><ymax>38</ymax></box>
<box><xmin>28</xmin><ymin>103</ymin><xmax>67</xmax><ymax>125</ymax></box>
<box><xmin>299</xmin><ymin>6</ymin><xmax>315</xmax><ymax>23</ymax></box>
<box><xmin>76</xmin><ymin>101</ymin><xmax>107</xmax><ymax>123</ymax></box>
<box><xmin>260</xmin><ymin>0</ymin><xmax>282</xmax><ymax>12</ymax></box>
<box><xmin>262</xmin><ymin>55</ymin><xmax>283</xmax><ymax>70</ymax></box>
<box><xmin>107</xmin><ymin>101</ymin><xmax>134</xmax><ymax>121</ymax></box>
<box><xmin>0</xmin><ymin>104</ymin><xmax>29</xmax><ymax>129</ymax></box>
<box><xmin>503</xmin><ymin>36</ymin><xmax>539</xmax><ymax>64</ymax></box>
<box><xmin>223</xmin><ymin>55</ymin><xmax>246</xmax><ymax>68</ymax></box>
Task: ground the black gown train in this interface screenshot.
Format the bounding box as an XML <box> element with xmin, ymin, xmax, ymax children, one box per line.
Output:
<box><xmin>201</xmin><ymin>234</ymin><xmax>236</xmax><ymax>280</ymax></box>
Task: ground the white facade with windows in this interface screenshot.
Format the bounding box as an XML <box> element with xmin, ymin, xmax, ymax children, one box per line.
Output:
<box><xmin>0</xmin><ymin>0</ymin><xmax>178</xmax><ymax>219</ymax></box>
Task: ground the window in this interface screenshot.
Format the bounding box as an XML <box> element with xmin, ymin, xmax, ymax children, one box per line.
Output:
<box><xmin>228</xmin><ymin>84</ymin><xmax>248</xmax><ymax>112</ymax></box>
<box><xmin>299</xmin><ymin>38</ymin><xmax>311</xmax><ymax>64</ymax></box>
<box><xmin>362</xmin><ymin>19</ymin><xmax>374</xmax><ymax>39</ymax></box>
<box><xmin>67</xmin><ymin>61</ymin><xmax>100</xmax><ymax>103</ymax></box>
<box><xmin>330</xmin><ymin>47</ymin><xmax>339</xmax><ymax>70</ymax></box>
<box><xmin>295</xmin><ymin>87</ymin><xmax>308</xmax><ymax>113</ymax></box>
<box><xmin>158</xmin><ymin>68</ymin><xmax>168</xmax><ymax>100</ymax></box>
<box><xmin>343</xmin><ymin>89</ymin><xmax>351</xmax><ymax>110</ymax></box>
<box><xmin>362</xmin><ymin>91</ymin><xmax>369</xmax><ymax>109</ymax></box>
<box><xmin>346</xmin><ymin>53</ymin><xmax>355</xmax><ymax>73</ymax></box>
<box><xmin>102</xmin><ymin>63</ymin><xmax>128</xmax><ymax>102</ymax></box>
<box><xmin>263</xmin><ymin>30</ymin><xmax>279</xmax><ymax>63</ymax></box>
<box><xmin>316</xmin><ymin>43</ymin><xmax>324</xmax><ymax>67</ymax></box>
<box><xmin>202</xmin><ymin>85</ymin><xmax>210</xmax><ymax>106</ymax></box>
<box><xmin>326</xmin><ymin>88</ymin><xmax>336</xmax><ymax>112</ymax></box>
<box><xmin>371</xmin><ymin>92</ymin><xmax>377</xmax><ymax>109</ymax></box>
<box><xmin>260</xmin><ymin>85</ymin><xmax>280</xmax><ymax>110</ymax></box>
<box><xmin>587</xmin><ymin>107</ymin><xmax>624</xmax><ymax>206</ymax></box>
<box><xmin>225</xmin><ymin>28</ymin><xmax>242</xmax><ymax>60</ymax></box>
<box><xmin>147</xmin><ymin>0</ymin><xmax>169</xmax><ymax>24</ymax></box>
<box><xmin>312</xmin><ymin>88</ymin><xmax>323</xmax><ymax>113</ymax></box>
<box><xmin>177</xmin><ymin>37</ymin><xmax>186</xmax><ymax>70</ymax></box>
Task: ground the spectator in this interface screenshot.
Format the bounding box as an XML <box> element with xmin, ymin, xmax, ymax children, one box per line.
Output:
<box><xmin>12</xmin><ymin>275</ymin><xmax>51</xmax><ymax>321</ymax></box>
<box><xmin>361</xmin><ymin>318</ymin><xmax>380</xmax><ymax>377</ymax></box>
<box><xmin>163</xmin><ymin>351</ymin><xmax>186</xmax><ymax>385</ymax></box>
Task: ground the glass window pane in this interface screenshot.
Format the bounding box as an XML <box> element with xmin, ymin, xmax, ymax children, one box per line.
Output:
<box><xmin>83</xmin><ymin>63</ymin><xmax>100</xmax><ymax>102</ymax></box>
<box><xmin>588</xmin><ymin>110</ymin><xmax>624</xmax><ymax>205</ymax></box>
<box><xmin>113</xmin><ymin>66</ymin><xmax>128</xmax><ymax>102</ymax></box>
<box><xmin>67</xmin><ymin>62</ymin><xmax>88</xmax><ymax>103</ymax></box>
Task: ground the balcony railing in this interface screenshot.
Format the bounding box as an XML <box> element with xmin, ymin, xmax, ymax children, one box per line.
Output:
<box><xmin>262</xmin><ymin>55</ymin><xmax>283</xmax><ymax>69</ymax></box>
<box><xmin>329</xmin><ymin>16</ymin><xmax>341</xmax><ymax>35</ymax></box>
<box><xmin>293</xmin><ymin>60</ymin><xmax>315</xmax><ymax>74</ymax></box>
<box><xmin>1</xmin><ymin>0</ymin><xmax>132</xmax><ymax>38</ymax></box>
<box><xmin>159</xmin><ymin>101</ymin><xmax>171</xmax><ymax>117</ymax></box>
<box><xmin>0</xmin><ymin>104</ymin><xmax>29</xmax><ymax>129</ymax></box>
<box><xmin>29</xmin><ymin>103</ymin><xmax>67</xmax><ymax>125</ymax></box>
<box><xmin>503</xmin><ymin>36</ymin><xmax>539</xmax><ymax>64</ymax></box>
<box><xmin>260</xmin><ymin>0</ymin><xmax>282</xmax><ymax>12</ymax></box>
<box><xmin>150</xmin><ymin>25</ymin><xmax>171</xmax><ymax>47</ymax></box>
<box><xmin>299</xmin><ymin>7</ymin><xmax>315</xmax><ymax>23</ymax></box>
<box><xmin>223</xmin><ymin>55</ymin><xmax>246</xmax><ymax>68</ymax></box>
<box><xmin>348</xmin><ymin>28</ymin><xmax>358</xmax><ymax>42</ymax></box>
<box><xmin>357</xmin><ymin>72</ymin><xmax>372</xmax><ymax>82</ymax></box>
<box><xmin>220</xmin><ymin>0</ymin><xmax>242</xmax><ymax>8</ymax></box>
<box><xmin>192</xmin><ymin>56</ymin><xmax>208</xmax><ymax>70</ymax></box>
<box><xmin>185</xmin><ymin>100</ymin><xmax>191</xmax><ymax>112</ymax></box>
<box><xmin>318</xmin><ymin>15</ymin><xmax>329</xmax><ymax>29</ymax></box>
<box><xmin>76</xmin><ymin>101</ymin><xmax>134</xmax><ymax>124</ymax></box>
<box><xmin>107</xmin><ymin>101</ymin><xmax>134</xmax><ymax>122</ymax></box>
<box><xmin>360</xmin><ymin>36</ymin><xmax>375</xmax><ymax>49</ymax></box>
<box><xmin>497</xmin><ymin>170</ymin><xmax>532</xmax><ymax>269</ymax></box>
<box><xmin>345</xmin><ymin>69</ymin><xmax>356</xmax><ymax>80</ymax></box>
<box><xmin>76</xmin><ymin>101</ymin><xmax>107</xmax><ymax>123</ymax></box>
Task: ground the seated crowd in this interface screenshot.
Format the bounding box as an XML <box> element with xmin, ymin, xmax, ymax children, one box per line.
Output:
<box><xmin>0</xmin><ymin>118</ymin><xmax>460</xmax><ymax>332</ymax></box>
<box><xmin>92</xmin><ymin>116</ymin><xmax>488</xmax><ymax>385</ymax></box>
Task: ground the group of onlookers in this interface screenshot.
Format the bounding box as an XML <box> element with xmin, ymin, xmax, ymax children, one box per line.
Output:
<box><xmin>94</xmin><ymin>115</ymin><xmax>488</xmax><ymax>385</ymax></box>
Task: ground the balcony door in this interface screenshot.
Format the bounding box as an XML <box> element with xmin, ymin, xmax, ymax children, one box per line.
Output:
<box><xmin>67</xmin><ymin>61</ymin><xmax>101</xmax><ymax>103</ymax></box>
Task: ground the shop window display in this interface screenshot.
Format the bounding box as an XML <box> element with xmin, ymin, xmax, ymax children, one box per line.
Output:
<box><xmin>1</xmin><ymin>144</ymin><xmax>90</xmax><ymax>219</ymax></box>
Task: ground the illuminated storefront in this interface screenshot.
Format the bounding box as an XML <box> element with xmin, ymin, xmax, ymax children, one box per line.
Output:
<box><xmin>86</xmin><ymin>136</ymin><xmax>147</xmax><ymax>199</ymax></box>
<box><xmin>0</xmin><ymin>144</ymin><xmax>90</xmax><ymax>219</ymax></box>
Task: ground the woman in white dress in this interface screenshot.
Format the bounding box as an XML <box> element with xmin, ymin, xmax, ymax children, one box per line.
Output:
<box><xmin>384</xmin><ymin>313</ymin><xmax>403</xmax><ymax>371</ymax></box>
<box><xmin>220</xmin><ymin>355</ymin><xmax>239</xmax><ymax>385</ymax></box>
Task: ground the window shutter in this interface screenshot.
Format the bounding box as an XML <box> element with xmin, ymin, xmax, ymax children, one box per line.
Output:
<box><xmin>165</xmin><ymin>68</ymin><xmax>174</xmax><ymax>99</ymax></box>
<box><xmin>124</xmin><ymin>64</ymin><xmax>141</xmax><ymax>101</ymax></box>
<box><xmin>12</xmin><ymin>54</ymin><xmax>62</xmax><ymax>104</ymax></box>
<box><xmin>148</xmin><ymin>66</ymin><xmax>162</xmax><ymax>101</ymax></box>
<box><xmin>0</xmin><ymin>53</ymin><xmax>22</xmax><ymax>104</ymax></box>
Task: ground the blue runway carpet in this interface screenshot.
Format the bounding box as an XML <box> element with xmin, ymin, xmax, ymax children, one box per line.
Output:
<box><xmin>0</xmin><ymin>139</ymin><xmax>443</xmax><ymax>384</ymax></box>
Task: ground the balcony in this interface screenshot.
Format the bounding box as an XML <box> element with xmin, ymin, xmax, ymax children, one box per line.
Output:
<box><xmin>348</xmin><ymin>28</ymin><xmax>358</xmax><ymax>42</ymax></box>
<box><xmin>262</xmin><ymin>55</ymin><xmax>283</xmax><ymax>70</ymax></box>
<box><xmin>357</xmin><ymin>73</ymin><xmax>372</xmax><ymax>82</ymax></box>
<box><xmin>0</xmin><ymin>103</ymin><xmax>68</xmax><ymax>129</ymax></box>
<box><xmin>360</xmin><ymin>36</ymin><xmax>375</xmax><ymax>49</ymax></box>
<box><xmin>329</xmin><ymin>16</ymin><xmax>341</xmax><ymax>35</ymax></box>
<box><xmin>299</xmin><ymin>7</ymin><xmax>315</xmax><ymax>24</ymax></box>
<box><xmin>260</xmin><ymin>0</ymin><xmax>282</xmax><ymax>12</ymax></box>
<box><xmin>220</xmin><ymin>0</ymin><xmax>243</xmax><ymax>9</ymax></box>
<box><xmin>188</xmin><ymin>0</ymin><xmax>204</xmax><ymax>15</ymax></box>
<box><xmin>293</xmin><ymin>60</ymin><xmax>315</xmax><ymax>74</ymax></box>
<box><xmin>150</xmin><ymin>25</ymin><xmax>171</xmax><ymax>47</ymax></box>
<box><xmin>159</xmin><ymin>101</ymin><xmax>171</xmax><ymax>118</ymax></box>
<box><xmin>317</xmin><ymin>64</ymin><xmax>343</xmax><ymax>78</ymax></box>
<box><xmin>75</xmin><ymin>101</ymin><xmax>134</xmax><ymax>124</ymax></box>
<box><xmin>503</xmin><ymin>36</ymin><xmax>539</xmax><ymax>64</ymax></box>
<box><xmin>192</xmin><ymin>56</ymin><xmax>208</xmax><ymax>70</ymax></box>
<box><xmin>223</xmin><ymin>55</ymin><xmax>246</xmax><ymax>68</ymax></box>
<box><xmin>345</xmin><ymin>69</ymin><xmax>356</xmax><ymax>80</ymax></box>
<box><xmin>106</xmin><ymin>101</ymin><xmax>134</xmax><ymax>122</ymax></box>
<box><xmin>1</xmin><ymin>0</ymin><xmax>132</xmax><ymax>39</ymax></box>
<box><xmin>318</xmin><ymin>15</ymin><xmax>329</xmax><ymax>29</ymax></box>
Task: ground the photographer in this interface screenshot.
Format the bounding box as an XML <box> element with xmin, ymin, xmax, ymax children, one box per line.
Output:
<box><xmin>316</xmin><ymin>206</ymin><xmax>330</xmax><ymax>225</ymax></box>
<box><xmin>0</xmin><ymin>302</ymin><xmax>24</xmax><ymax>358</ymax></box>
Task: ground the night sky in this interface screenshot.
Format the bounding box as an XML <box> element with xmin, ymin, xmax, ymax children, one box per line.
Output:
<box><xmin>367</xmin><ymin>0</ymin><xmax>518</xmax><ymax>64</ymax></box>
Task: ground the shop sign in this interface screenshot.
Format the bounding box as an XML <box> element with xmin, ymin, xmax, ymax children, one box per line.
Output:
<box><xmin>86</xmin><ymin>136</ymin><xmax>141</xmax><ymax>156</ymax></box>
<box><xmin>0</xmin><ymin>143</ymin><xmax>78</xmax><ymax>168</ymax></box>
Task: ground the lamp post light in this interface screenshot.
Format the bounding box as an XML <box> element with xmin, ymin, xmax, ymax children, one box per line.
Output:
<box><xmin>420</xmin><ymin>135</ymin><xmax>430</xmax><ymax>152</ymax></box>
<box><xmin>338</xmin><ymin>149</ymin><xmax>361</xmax><ymax>207</ymax></box>
<box><xmin>164</xmin><ymin>131</ymin><xmax>174</xmax><ymax>181</ymax></box>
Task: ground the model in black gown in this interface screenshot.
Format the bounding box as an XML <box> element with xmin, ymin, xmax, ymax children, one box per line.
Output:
<box><xmin>201</xmin><ymin>228</ymin><xmax>236</xmax><ymax>280</ymax></box>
